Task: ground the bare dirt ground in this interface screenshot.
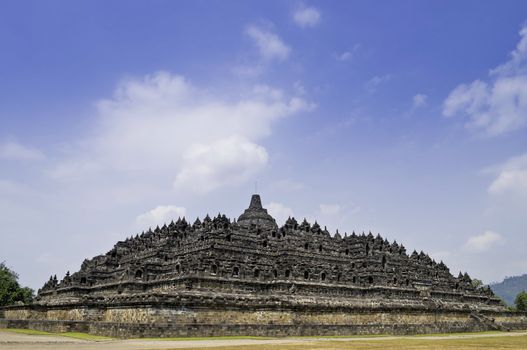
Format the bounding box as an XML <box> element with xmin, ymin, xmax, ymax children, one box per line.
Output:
<box><xmin>1</xmin><ymin>329</ymin><xmax>526</xmax><ymax>350</ymax></box>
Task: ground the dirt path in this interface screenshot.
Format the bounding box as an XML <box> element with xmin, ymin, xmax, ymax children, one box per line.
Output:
<box><xmin>1</xmin><ymin>330</ymin><xmax>526</xmax><ymax>350</ymax></box>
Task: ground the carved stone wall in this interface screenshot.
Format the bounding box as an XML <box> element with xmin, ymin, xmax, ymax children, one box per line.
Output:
<box><xmin>3</xmin><ymin>306</ymin><xmax>527</xmax><ymax>338</ymax></box>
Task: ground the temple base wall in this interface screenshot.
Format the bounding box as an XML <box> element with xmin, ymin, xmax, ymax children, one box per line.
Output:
<box><xmin>2</xmin><ymin>306</ymin><xmax>526</xmax><ymax>338</ymax></box>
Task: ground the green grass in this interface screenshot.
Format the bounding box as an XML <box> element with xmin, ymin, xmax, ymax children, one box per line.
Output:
<box><xmin>136</xmin><ymin>335</ymin><xmax>274</xmax><ymax>341</ymax></box>
<box><xmin>139</xmin><ymin>331</ymin><xmax>503</xmax><ymax>341</ymax></box>
<box><xmin>0</xmin><ymin>328</ymin><xmax>112</xmax><ymax>341</ymax></box>
<box><xmin>0</xmin><ymin>328</ymin><xmax>506</xmax><ymax>340</ymax></box>
<box><xmin>174</xmin><ymin>335</ymin><xmax>527</xmax><ymax>350</ymax></box>
<box><xmin>287</xmin><ymin>330</ymin><xmax>514</xmax><ymax>340</ymax></box>
<box><xmin>58</xmin><ymin>332</ymin><xmax>113</xmax><ymax>341</ymax></box>
<box><xmin>284</xmin><ymin>334</ymin><xmax>392</xmax><ymax>339</ymax></box>
<box><xmin>411</xmin><ymin>330</ymin><xmax>506</xmax><ymax>337</ymax></box>
<box><xmin>1</xmin><ymin>328</ymin><xmax>52</xmax><ymax>336</ymax></box>
<box><xmin>135</xmin><ymin>331</ymin><xmax>505</xmax><ymax>341</ymax></box>
<box><xmin>2</xmin><ymin>327</ymin><xmax>526</xmax><ymax>350</ymax></box>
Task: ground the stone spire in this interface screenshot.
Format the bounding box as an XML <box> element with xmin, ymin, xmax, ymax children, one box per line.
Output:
<box><xmin>248</xmin><ymin>193</ymin><xmax>263</xmax><ymax>210</ymax></box>
<box><xmin>237</xmin><ymin>194</ymin><xmax>277</xmax><ymax>229</ymax></box>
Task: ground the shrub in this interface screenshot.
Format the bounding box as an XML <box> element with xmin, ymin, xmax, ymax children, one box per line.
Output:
<box><xmin>514</xmin><ymin>290</ymin><xmax>527</xmax><ymax>312</ymax></box>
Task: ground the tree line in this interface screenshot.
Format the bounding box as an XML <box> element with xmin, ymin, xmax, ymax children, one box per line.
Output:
<box><xmin>0</xmin><ymin>262</ymin><xmax>34</xmax><ymax>306</ymax></box>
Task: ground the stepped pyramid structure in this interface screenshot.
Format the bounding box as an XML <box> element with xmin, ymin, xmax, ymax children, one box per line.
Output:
<box><xmin>2</xmin><ymin>194</ymin><xmax>526</xmax><ymax>337</ymax></box>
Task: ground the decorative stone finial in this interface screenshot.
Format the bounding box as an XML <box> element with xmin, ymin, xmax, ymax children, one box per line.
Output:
<box><xmin>237</xmin><ymin>194</ymin><xmax>277</xmax><ymax>229</ymax></box>
<box><xmin>248</xmin><ymin>194</ymin><xmax>263</xmax><ymax>210</ymax></box>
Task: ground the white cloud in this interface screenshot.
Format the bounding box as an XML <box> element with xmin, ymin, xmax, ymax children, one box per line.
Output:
<box><xmin>314</xmin><ymin>202</ymin><xmax>360</xmax><ymax>233</ymax></box>
<box><xmin>335</xmin><ymin>44</ymin><xmax>361</xmax><ymax>62</ymax></box>
<box><xmin>265</xmin><ymin>202</ymin><xmax>293</xmax><ymax>226</ymax></box>
<box><xmin>336</xmin><ymin>51</ymin><xmax>353</xmax><ymax>61</ymax></box>
<box><xmin>464</xmin><ymin>230</ymin><xmax>503</xmax><ymax>252</ymax></box>
<box><xmin>231</xmin><ymin>64</ymin><xmax>264</xmax><ymax>78</ymax></box>
<box><xmin>246</xmin><ymin>25</ymin><xmax>290</xmax><ymax>61</ymax></box>
<box><xmin>319</xmin><ymin>203</ymin><xmax>341</xmax><ymax>216</ymax></box>
<box><xmin>488</xmin><ymin>152</ymin><xmax>527</xmax><ymax>195</ymax></box>
<box><xmin>499</xmin><ymin>152</ymin><xmax>527</xmax><ymax>171</ymax></box>
<box><xmin>490</xmin><ymin>26</ymin><xmax>527</xmax><ymax>77</ymax></box>
<box><xmin>365</xmin><ymin>74</ymin><xmax>391</xmax><ymax>92</ymax></box>
<box><xmin>136</xmin><ymin>205</ymin><xmax>187</xmax><ymax>229</ymax></box>
<box><xmin>1</xmin><ymin>70</ymin><xmax>317</xmax><ymax>289</ymax></box>
<box><xmin>173</xmin><ymin>136</ymin><xmax>268</xmax><ymax>194</ymax></box>
<box><xmin>443</xmin><ymin>25</ymin><xmax>527</xmax><ymax>136</ymax></box>
<box><xmin>412</xmin><ymin>94</ymin><xmax>428</xmax><ymax>108</ymax></box>
<box><xmin>443</xmin><ymin>80</ymin><xmax>489</xmax><ymax>117</ymax></box>
<box><xmin>0</xmin><ymin>141</ymin><xmax>45</xmax><ymax>161</ymax></box>
<box><xmin>293</xmin><ymin>81</ymin><xmax>306</xmax><ymax>95</ymax></box>
<box><xmin>52</xmin><ymin>71</ymin><xmax>314</xmax><ymax>194</ymax></box>
<box><xmin>489</xmin><ymin>170</ymin><xmax>527</xmax><ymax>195</ymax></box>
<box><xmin>293</xmin><ymin>5</ymin><xmax>321</xmax><ymax>28</ymax></box>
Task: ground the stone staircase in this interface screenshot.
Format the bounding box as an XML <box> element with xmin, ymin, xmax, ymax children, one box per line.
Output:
<box><xmin>470</xmin><ymin>312</ymin><xmax>509</xmax><ymax>332</ymax></box>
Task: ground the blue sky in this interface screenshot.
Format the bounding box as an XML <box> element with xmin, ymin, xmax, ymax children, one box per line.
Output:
<box><xmin>1</xmin><ymin>1</ymin><xmax>527</xmax><ymax>289</ymax></box>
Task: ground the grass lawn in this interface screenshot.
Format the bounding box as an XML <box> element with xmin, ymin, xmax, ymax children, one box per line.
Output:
<box><xmin>1</xmin><ymin>328</ymin><xmax>51</xmax><ymax>336</ymax></box>
<box><xmin>136</xmin><ymin>335</ymin><xmax>275</xmax><ymax>341</ymax></box>
<box><xmin>131</xmin><ymin>331</ymin><xmax>508</xmax><ymax>342</ymax></box>
<box><xmin>183</xmin><ymin>335</ymin><xmax>527</xmax><ymax>350</ymax></box>
<box><xmin>0</xmin><ymin>328</ymin><xmax>112</xmax><ymax>341</ymax></box>
<box><xmin>58</xmin><ymin>332</ymin><xmax>113</xmax><ymax>341</ymax></box>
<box><xmin>2</xmin><ymin>328</ymin><xmax>526</xmax><ymax>349</ymax></box>
<box><xmin>131</xmin><ymin>331</ymin><xmax>502</xmax><ymax>341</ymax></box>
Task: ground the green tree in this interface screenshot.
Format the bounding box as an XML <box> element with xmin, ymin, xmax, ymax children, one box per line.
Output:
<box><xmin>515</xmin><ymin>290</ymin><xmax>527</xmax><ymax>312</ymax></box>
<box><xmin>0</xmin><ymin>262</ymin><xmax>34</xmax><ymax>306</ymax></box>
<box><xmin>471</xmin><ymin>279</ymin><xmax>484</xmax><ymax>290</ymax></box>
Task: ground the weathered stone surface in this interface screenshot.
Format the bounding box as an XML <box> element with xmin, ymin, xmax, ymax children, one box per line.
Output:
<box><xmin>3</xmin><ymin>194</ymin><xmax>526</xmax><ymax>337</ymax></box>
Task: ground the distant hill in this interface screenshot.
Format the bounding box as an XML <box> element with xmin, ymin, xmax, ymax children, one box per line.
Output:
<box><xmin>491</xmin><ymin>274</ymin><xmax>527</xmax><ymax>306</ymax></box>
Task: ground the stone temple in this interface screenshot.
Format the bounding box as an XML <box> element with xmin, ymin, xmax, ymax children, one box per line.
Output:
<box><xmin>1</xmin><ymin>194</ymin><xmax>526</xmax><ymax>337</ymax></box>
